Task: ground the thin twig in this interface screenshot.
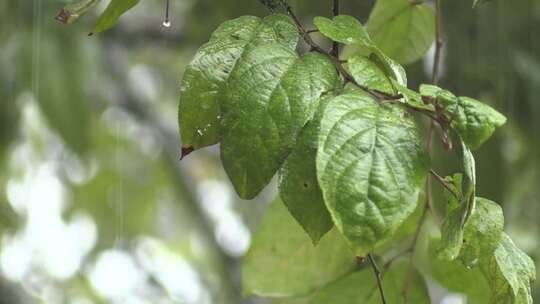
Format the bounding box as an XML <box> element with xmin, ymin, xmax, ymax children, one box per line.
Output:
<box><xmin>330</xmin><ymin>0</ymin><xmax>340</xmax><ymax>57</ymax></box>
<box><xmin>368</xmin><ymin>254</ymin><xmax>387</xmax><ymax>304</ymax></box>
<box><xmin>430</xmin><ymin>169</ymin><xmax>460</xmax><ymax>199</ymax></box>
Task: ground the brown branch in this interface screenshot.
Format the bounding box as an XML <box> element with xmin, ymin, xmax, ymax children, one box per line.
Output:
<box><xmin>368</xmin><ymin>254</ymin><xmax>387</xmax><ymax>304</ymax></box>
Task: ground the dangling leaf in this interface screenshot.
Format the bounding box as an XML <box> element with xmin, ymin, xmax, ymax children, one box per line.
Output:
<box><xmin>317</xmin><ymin>88</ymin><xmax>429</xmax><ymax>254</ymax></box>
<box><xmin>221</xmin><ymin>51</ymin><xmax>339</xmax><ymax>199</ymax></box>
<box><xmin>278</xmin><ymin>99</ymin><xmax>334</xmax><ymax>244</ymax></box>
<box><xmin>91</xmin><ymin>0</ymin><xmax>140</xmax><ymax>34</ymax></box>
<box><xmin>312</xmin><ymin>260</ymin><xmax>430</xmax><ymax>303</ymax></box>
<box><xmin>482</xmin><ymin>233</ymin><xmax>536</xmax><ymax>304</ymax></box>
<box><xmin>242</xmin><ymin>198</ymin><xmax>356</xmax><ymax>297</ymax></box>
<box><xmin>179</xmin><ymin>15</ymin><xmax>299</xmax><ymax>151</ymax></box>
<box><xmin>366</xmin><ymin>0</ymin><xmax>435</xmax><ymax>65</ymax></box>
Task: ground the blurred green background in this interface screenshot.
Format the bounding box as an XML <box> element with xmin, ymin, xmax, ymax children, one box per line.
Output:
<box><xmin>0</xmin><ymin>0</ymin><xmax>538</xmax><ymax>303</ymax></box>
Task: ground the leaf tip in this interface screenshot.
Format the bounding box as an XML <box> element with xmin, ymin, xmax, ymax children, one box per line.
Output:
<box><xmin>180</xmin><ymin>145</ymin><xmax>194</xmax><ymax>160</ymax></box>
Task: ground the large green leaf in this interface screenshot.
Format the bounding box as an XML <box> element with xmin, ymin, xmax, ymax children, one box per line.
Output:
<box><xmin>92</xmin><ymin>0</ymin><xmax>140</xmax><ymax>34</ymax></box>
<box><xmin>242</xmin><ymin>198</ymin><xmax>355</xmax><ymax>297</ymax></box>
<box><xmin>179</xmin><ymin>15</ymin><xmax>299</xmax><ymax>151</ymax></box>
<box><xmin>482</xmin><ymin>233</ymin><xmax>536</xmax><ymax>304</ymax></box>
<box><xmin>314</xmin><ymin>15</ymin><xmax>407</xmax><ymax>86</ymax></box>
<box><xmin>366</xmin><ymin>0</ymin><xmax>435</xmax><ymax>65</ymax></box>
<box><xmin>312</xmin><ymin>260</ymin><xmax>430</xmax><ymax>303</ymax></box>
<box><xmin>278</xmin><ymin>100</ymin><xmax>334</xmax><ymax>244</ymax></box>
<box><xmin>221</xmin><ymin>50</ymin><xmax>339</xmax><ymax>199</ymax></box>
<box><xmin>317</xmin><ymin>88</ymin><xmax>429</xmax><ymax>254</ymax></box>
<box><xmin>429</xmin><ymin>239</ymin><xmax>491</xmax><ymax>304</ymax></box>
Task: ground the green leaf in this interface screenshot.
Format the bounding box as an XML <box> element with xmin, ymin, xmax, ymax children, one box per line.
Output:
<box><xmin>447</xmin><ymin>96</ymin><xmax>507</xmax><ymax>150</ymax></box>
<box><xmin>179</xmin><ymin>15</ymin><xmax>299</xmax><ymax>151</ymax></box>
<box><xmin>278</xmin><ymin>100</ymin><xmax>334</xmax><ymax>244</ymax></box>
<box><xmin>366</xmin><ymin>0</ymin><xmax>435</xmax><ymax>65</ymax></box>
<box><xmin>313</xmin><ymin>15</ymin><xmax>373</xmax><ymax>47</ymax></box>
<box><xmin>317</xmin><ymin>88</ymin><xmax>429</xmax><ymax>254</ymax></box>
<box><xmin>313</xmin><ymin>15</ymin><xmax>406</xmax><ymax>86</ymax></box>
<box><xmin>460</xmin><ymin>197</ymin><xmax>504</xmax><ymax>267</ymax></box>
<box><xmin>429</xmin><ymin>239</ymin><xmax>491</xmax><ymax>304</ymax></box>
<box><xmin>482</xmin><ymin>233</ymin><xmax>536</xmax><ymax>304</ymax></box>
<box><xmin>346</xmin><ymin>55</ymin><xmax>395</xmax><ymax>95</ymax></box>
<box><xmin>55</xmin><ymin>0</ymin><xmax>101</xmax><ymax>24</ymax></box>
<box><xmin>242</xmin><ymin>198</ymin><xmax>356</xmax><ymax>297</ymax></box>
<box><xmin>221</xmin><ymin>50</ymin><xmax>339</xmax><ymax>199</ymax></box>
<box><xmin>392</xmin><ymin>81</ymin><xmax>434</xmax><ymax>111</ymax></box>
<box><xmin>312</xmin><ymin>260</ymin><xmax>430</xmax><ymax>303</ymax></box>
<box><xmin>92</xmin><ymin>0</ymin><xmax>140</xmax><ymax>34</ymax></box>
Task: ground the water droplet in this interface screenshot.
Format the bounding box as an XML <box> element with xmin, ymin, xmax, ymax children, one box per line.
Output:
<box><xmin>196</xmin><ymin>129</ymin><xmax>203</xmax><ymax>136</ymax></box>
<box><xmin>163</xmin><ymin>20</ymin><xmax>171</xmax><ymax>27</ymax></box>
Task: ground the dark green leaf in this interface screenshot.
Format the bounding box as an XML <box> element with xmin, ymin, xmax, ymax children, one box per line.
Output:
<box><xmin>179</xmin><ymin>15</ymin><xmax>299</xmax><ymax>150</ymax></box>
<box><xmin>92</xmin><ymin>0</ymin><xmax>140</xmax><ymax>34</ymax></box>
<box><xmin>317</xmin><ymin>88</ymin><xmax>429</xmax><ymax>254</ymax></box>
<box><xmin>366</xmin><ymin>0</ymin><xmax>435</xmax><ymax>64</ymax></box>
<box><xmin>312</xmin><ymin>260</ymin><xmax>430</xmax><ymax>303</ymax></box>
<box><xmin>482</xmin><ymin>233</ymin><xmax>536</xmax><ymax>304</ymax></box>
<box><xmin>242</xmin><ymin>198</ymin><xmax>356</xmax><ymax>297</ymax></box>
<box><xmin>278</xmin><ymin>100</ymin><xmax>334</xmax><ymax>244</ymax></box>
<box><xmin>221</xmin><ymin>51</ymin><xmax>339</xmax><ymax>199</ymax></box>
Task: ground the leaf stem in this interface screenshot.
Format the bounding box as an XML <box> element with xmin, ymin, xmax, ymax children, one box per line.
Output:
<box><xmin>430</xmin><ymin>169</ymin><xmax>459</xmax><ymax>199</ymax></box>
<box><xmin>368</xmin><ymin>254</ymin><xmax>387</xmax><ymax>304</ymax></box>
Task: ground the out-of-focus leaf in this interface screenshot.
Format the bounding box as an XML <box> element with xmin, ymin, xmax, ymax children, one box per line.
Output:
<box><xmin>16</xmin><ymin>33</ymin><xmax>92</xmax><ymax>154</ymax></box>
<box><xmin>482</xmin><ymin>233</ymin><xmax>536</xmax><ymax>304</ymax></box>
<box><xmin>92</xmin><ymin>0</ymin><xmax>140</xmax><ymax>34</ymax></box>
<box><xmin>221</xmin><ymin>51</ymin><xmax>339</xmax><ymax>199</ymax></box>
<box><xmin>366</xmin><ymin>0</ymin><xmax>435</xmax><ymax>65</ymax></box>
<box><xmin>179</xmin><ymin>15</ymin><xmax>299</xmax><ymax>151</ymax></box>
<box><xmin>55</xmin><ymin>0</ymin><xmax>101</xmax><ymax>24</ymax></box>
<box><xmin>242</xmin><ymin>198</ymin><xmax>356</xmax><ymax>297</ymax></box>
<box><xmin>278</xmin><ymin>99</ymin><xmax>334</xmax><ymax>244</ymax></box>
<box><xmin>0</xmin><ymin>77</ymin><xmax>19</xmax><ymax>166</ymax></box>
<box><xmin>473</xmin><ymin>0</ymin><xmax>493</xmax><ymax>8</ymax></box>
<box><xmin>429</xmin><ymin>239</ymin><xmax>491</xmax><ymax>304</ymax></box>
<box><xmin>312</xmin><ymin>260</ymin><xmax>430</xmax><ymax>303</ymax></box>
<box><xmin>317</xmin><ymin>87</ymin><xmax>429</xmax><ymax>255</ymax></box>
